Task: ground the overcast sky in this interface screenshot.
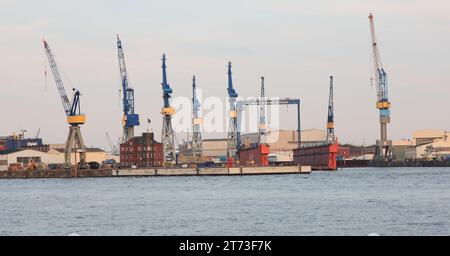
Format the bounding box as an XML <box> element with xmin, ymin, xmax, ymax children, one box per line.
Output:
<box><xmin>1</xmin><ymin>0</ymin><xmax>449</xmax><ymax>150</ymax></box>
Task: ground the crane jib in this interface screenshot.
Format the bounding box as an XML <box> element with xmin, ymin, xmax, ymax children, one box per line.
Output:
<box><xmin>43</xmin><ymin>40</ymin><xmax>75</xmax><ymax>116</ymax></box>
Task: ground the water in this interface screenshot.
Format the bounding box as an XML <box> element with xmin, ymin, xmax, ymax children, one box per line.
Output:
<box><xmin>0</xmin><ymin>167</ymin><xmax>449</xmax><ymax>235</ymax></box>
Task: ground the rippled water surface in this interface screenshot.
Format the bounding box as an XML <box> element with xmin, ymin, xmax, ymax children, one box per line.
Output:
<box><xmin>1</xmin><ymin>167</ymin><xmax>449</xmax><ymax>235</ymax></box>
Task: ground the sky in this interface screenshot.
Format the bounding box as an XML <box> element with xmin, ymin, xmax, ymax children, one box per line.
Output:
<box><xmin>1</xmin><ymin>0</ymin><xmax>449</xmax><ymax>150</ymax></box>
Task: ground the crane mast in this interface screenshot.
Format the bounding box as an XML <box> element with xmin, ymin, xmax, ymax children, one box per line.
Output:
<box><xmin>259</xmin><ymin>76</ymin><xmax>266</xmax><ymax>144</ymax></box>
<box><xmin>326</xmin><ymin>76</ymin><xmax>335</xmax><ymax>143</ymax></box>
<box><xmin>369</xmin><ymin>13</ymin><xmax>392</xmax><ymax>159</ymax></box>
<box><xmin>191</xmin><ymin>75</ymin><xmax>203</xmax><ymax>157</ymax></box>
<box><xmin>116</xmin><ymin>35</ymin><xmax>139</xmax><ymax>143</ymax></box>
<box><xmin>226</xmin><ymin>62</ymin><xmax>239</xmax><ymax>167</ymax></box>
<box><xmin>161</xmin><ymin>54</ymin><xmax>176</xmax><ymax>165</ymax></box>
<box><xmin>43</xmin><ymin>39</ymin><xmax>86</xmax><ymax>167</ymax></box>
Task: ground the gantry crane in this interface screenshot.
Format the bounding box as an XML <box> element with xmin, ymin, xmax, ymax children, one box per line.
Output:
<box><xmin>259</xmin><ymin>76</ymin><xmax>266</xmax><ymax>144</ymax></box>
<box><xmin>191</xmin><ymin>75</ymin><xmax>203</xmax><ymax>157</ymax></box>
<box><xmin>43</xmin><ymin>39</ymin><xmax>86</xmax><ymax>167</ymax></box>
<box><xmin>161</xmin><ymin>54</ymin><xmax>176</xmax><ymax>165</ymax></box>
<box><xmin>326</xmin><ymin>76</ymin><xmax>335</xmax><ymax>143</ymax></box>
<box><xmin>116</xmin><ymin>35</ymin><xmax>139</xmax><ymax>143</ymax></box>
<box><xmin>237</xmin><ymin>98</ymin><xmax>301</xmax><ymax>151</ymax></box>
<box><xmin>369</xmin><ymin>13</ymin><xmax>392</xmax><ymax>159</ymax></box>
<box><xmin>226</xmin><ymin>62</ymin><xmax>239</xmax><ymax>167</ymax></box>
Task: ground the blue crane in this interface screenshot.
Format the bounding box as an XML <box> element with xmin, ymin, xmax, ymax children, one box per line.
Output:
<box><xmin>43</xmin><ymin>39</ymin><xmax>87</xmax><ymax>166</ymax></box>
<box><xmin>191</xmin><ymin>75</ymin><xmax>203</xmax><ymax>157</ymax></box>
<box><xmin>116</xmin><ymin>35</ymin><xmax>139</xmax><ymax>142</ymax></box>
<box><xmin>226</xmin><ymin>62</ymin><xmax>239</xmax><ymax>167</ymax></box>
<box><xmin>369</xmin><ymin>13</ymin><xmax>392</xmax><ymax>159</ymax></box>
<box><xmin>326</xmin><ymin>76</ymin><xmax>335</xmax><ymax>143</ymax></box>
<box><xmin>161</xmin><ymin>54</ymin><xmax>176</xmax><ymax>164</ymax></box>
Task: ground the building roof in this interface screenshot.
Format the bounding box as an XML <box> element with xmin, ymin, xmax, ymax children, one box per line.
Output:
<box><xmin>392</xmin><ymin>139</ymin><xmax>413</xmax><ymax>146</ymax></box>
<box><xmin>0</xmin><ymin>149</ymin><xmax>25</xmax><ymax>155</ymax></box>
<box><xmin>53</xmin><ymin>147</ymin><xmax>105</xmax><ymax>153</ymax></box>
<box><xmin>412</xmin><ymin>129</ymin><xmax>446</xmax><ymax>139</ymax></box>
<box><xmin>203</xmin><ymin>138</ymin><xmax>227</xmax><ymax>142</ymax></box>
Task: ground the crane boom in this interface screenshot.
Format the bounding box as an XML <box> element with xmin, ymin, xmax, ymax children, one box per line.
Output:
<box><xmin>161</xmin><ymin>54</ymin><xmax>173</xmax><ymax>108</ymax></box>
<box><xmin>369</xmin><ymin>13</ymin><xmax>389</xmax><ymax>103</ymax></box>
<box><xmin>191</xmin><ymin>75</ymin><xmax>202</xmax><ymax>156</ymax></box>
<box><xmin>43</xmin><ymin>39</ymin><xmax>72</xmax><ymax>116</ymax></box>
<box><xmin>259</xmin><ymin>76</ymin><xmax>266</xmax><ymax>143</ymax></box>
<box><xmin>326</xmin><ymin>76</ymin><xmax>335</xmax><ymax>143</ymax></box>
<box><xmin>116</xmin><ymin>35</ymin><xmax>139</xmax><ymax>142</ymax></box>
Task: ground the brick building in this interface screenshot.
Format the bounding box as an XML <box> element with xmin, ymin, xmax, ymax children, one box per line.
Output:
<box><xmin>120</xmin><ymin>132</ymin><xmax>163</xmax><ymax>168</ymax></box>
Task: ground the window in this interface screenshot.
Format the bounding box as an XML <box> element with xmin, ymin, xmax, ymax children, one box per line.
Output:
<box><xmin>16</xmin><ymin>157</ymin><xmax>41</xmax><ymax>164</ymax></box>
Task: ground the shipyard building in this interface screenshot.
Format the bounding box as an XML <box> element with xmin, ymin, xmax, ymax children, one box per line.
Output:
<box><xmin>119</xmin><ymin>132</ymin><xmax>164</xmax><ymax>168</ymax></box>
<box><xmin>392</xmin><ymin>129</ymin><xmax>450</xmax><ymax>161</ymax></box>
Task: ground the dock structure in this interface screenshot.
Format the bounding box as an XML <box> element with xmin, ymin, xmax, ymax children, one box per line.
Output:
<box><xmin>0</xmin><ymin>166</ymin><xmax>311</xmax><ymax>179</ymax></box>
<box><xmin>113</xmin><ymin>165</ymin><xmax>311</xmax><ymax>177</ymax></box>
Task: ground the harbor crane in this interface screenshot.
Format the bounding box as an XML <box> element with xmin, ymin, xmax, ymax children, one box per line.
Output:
<box><xmin>43</xmin><ymin>39</ymin><xmax>86</xmax><ymax>167</ymax></box>
<box><xmin>369</xmin><ymin>13</ymin><xmax>392</xmax><ymax>159</ymax></box>
<box><xmin>259</xmin><ymin>76</ymin><xmax>267</xmax><ymax>144</ymax></box>
<box><xmin>105</xmin><ymin>131</ymin><xmax>119</xmax><ymax>155</ymax></box>
<box><xmin>226</xmin><ymin>62</ymin><xmax>239</xmax><ymax>167</ymax></box>
<box><xmin>326</xmin><ymin>76</ymin><xmax>335</xmax><ymax>143</ymax></box>
<box><xmin>191</xmin><ymin>75</ymin><xmax>203</xmax><ymax>157</ymax></box>
<box><xmin>161</xmin><ymin>54</ymin><xmax>176</xmax><ymax>165</ymax></box>
<box><xmin>116</xmin><ymin>35</ymin><xmax>139</xmax><ymax>143</ymax></box>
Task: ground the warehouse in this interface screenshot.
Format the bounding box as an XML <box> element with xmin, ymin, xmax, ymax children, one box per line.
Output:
<box><xmin>392</xmin><ymin>129</ymin><xmax>450</xmax><ymax>160</ymax></box>
<box><xmin>0</xmin><ymin>149</ymin><xmax>62</xmax><ymax>171</ymax></box>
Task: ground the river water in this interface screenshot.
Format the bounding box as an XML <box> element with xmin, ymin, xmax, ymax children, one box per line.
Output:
<box><xmin>0</xmin><ymin>167</ymin><xmax>449</xmax><ymax>235</ymax></box>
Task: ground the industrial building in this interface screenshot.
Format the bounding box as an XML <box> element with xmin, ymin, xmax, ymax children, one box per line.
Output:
<box><xmin>0</xmin><ymin>149</ymin><xmax>63</xmax><ymax>171</ymax></box>
<box><xmin>119</xmin><ymin>132</ymin><xmax>164</xmax><ymax>168</ymax></box>
<box><xmin>391</xmin><ymin>129</ymin><xmax>450</xmax><ymax>161</ymax></box>
<box><xmin>0</xmin><ymin>146</ymin><xmax>110</xmax><ymax>171</ymax></box>
<box><xmin>51</xmin><ymin>147</ymin><xmax>108</xmax><ymax>165</ymax></box>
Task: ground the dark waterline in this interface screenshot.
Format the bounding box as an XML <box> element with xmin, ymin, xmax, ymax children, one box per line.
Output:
<box><xmin>1</xmin><ymin>167</ymin><xmax>449</xmax><ymax>235</ymax></box>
